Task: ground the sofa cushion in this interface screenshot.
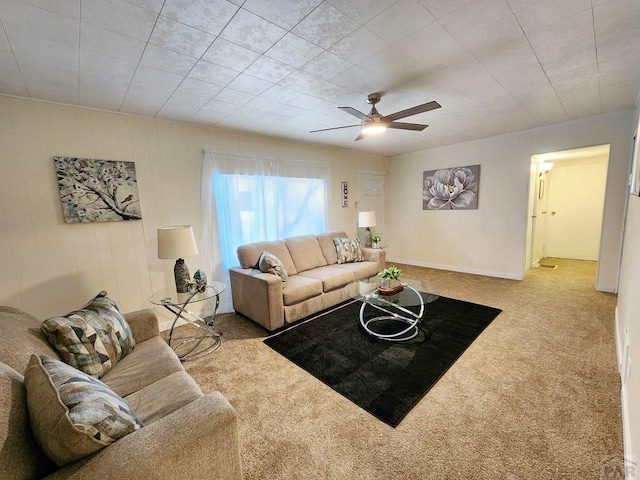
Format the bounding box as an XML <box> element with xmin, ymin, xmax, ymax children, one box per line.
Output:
<box><xmin>333</xmin><ymin>237</ymin><xmax>364</xmax><ymax>264</ymax></box>
<box><xmin>284</xmin><ymin>235</ymin><xmax>328</xmax><ymax>273</ymax></box>
<box><xmin>101</xmin><ymin>336</ymin><xmax>184</xmax><ymax>398</ymax></box>
<box><xmin>0</xmin><ymin>362</ymin><xmax>55</xmax><ymax>479</ymax></box>
<box><xmin>282</xmin><ymin>276</ymin><xmax>323</xmax><ymax>306</ymax></box>
<box><xmin>124</xmin><ymin>371</ymin><xmax>203</xmax><ymax>425</ymax></box>
<box><xmin>298</xmin><ymin>266</ymin><xmax>355</xmax><ymax>292</ymax></box>
<box><xmin>258</xmin><ymin>251</ymin><xmax>288</xmax><ymax>282</ymax></box>
<box><xmin>237</xmin><ymin>240</ymin><xmax>298</xmax><ymax>275</ymax></box>
<box><xmin>24</xmin><ymin>355</ymin><xmax>143</xmax><ymax>467</ymax></box>
<box><xmin>334</xmin><ymin>260</ymin><xmax>380</xmax><ymax>279</ymax></box>
<box><xmin>41</xmin><ymin>291</ymin><xmax>135</xmax><ymax>378</ymax></box>
<box><xmin>317</xmin><ymin>231</ymin><xmax>347</xmax><ymax>265</ymax></box>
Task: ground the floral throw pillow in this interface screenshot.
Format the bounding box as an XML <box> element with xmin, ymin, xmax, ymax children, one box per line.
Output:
<box><xmin>24</xmin><ymin>355</ymin><xmax>143</xmax><ymax>467</ymax></box>
<box><xmin>258</xmin><ymin>251</ymin><xmax>288</xmax><ymax>282</ymax></box>
<box><xmin>41</xmin><ymin>291</ymin><xmax>135</xmax><ymax>378</ymax></box>
<box><xmin>333</xmin><ymin>237</ymin><xmax>364</xmax><ymax>264</ymax></box>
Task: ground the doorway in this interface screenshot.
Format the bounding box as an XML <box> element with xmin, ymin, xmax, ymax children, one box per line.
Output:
<box><xmin>357</xmin><ymin>170</ymin><xmax>386</xmax><ymax>247</ymax></box>
<box><xmin>526</xmin><ymin>145</ymin><xmax>610</xmax><ymax>271</ymax></box>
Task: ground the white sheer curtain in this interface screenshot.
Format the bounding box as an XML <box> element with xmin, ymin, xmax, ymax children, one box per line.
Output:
<box><xmin>201</xmin><ymin>150</ymin><xmax>330</xmax><ymax>312</ymax></box>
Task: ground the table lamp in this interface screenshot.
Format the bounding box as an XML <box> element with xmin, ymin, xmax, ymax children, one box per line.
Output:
<box><xmin>358</xmin><ymin>211</ymin><xmax>376</xmax><ymax>247</ymax></box>
<box><xmin>158</xmin><ymin>225</ymin><xmax>198</xmax><ymax>293</ymax></box>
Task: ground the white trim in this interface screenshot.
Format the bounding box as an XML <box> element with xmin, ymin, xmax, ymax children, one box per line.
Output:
<box><xmin>386</xmin><ymin>257</ymin><xmax>524</xmax><ymax>281</ymax></box>
<box><xmin>621</xmin><ymin>383</ymin><xmax>635</xmax><ymax>478</ymax></box>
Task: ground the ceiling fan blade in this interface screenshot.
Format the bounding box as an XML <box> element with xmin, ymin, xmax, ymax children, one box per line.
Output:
<box><xmin>354</xmin><ymin>132</ymin><xmax>365</xmax><ymax>141</ymax></box>
<box><xmin>381</xmin><ymin>101</ymin><xmax>441</xmax><ymax>122</ymax></box>
<box><xmin>386</xmin><ymin>122</ymin><xmax>428</xmax><ymax>131</ymax></box>
<box><xmin>309</xmin><ymin>124</ymin><xmax>361</xmax><ymax>133</ymax></box>
<box><xmin>338</xmin><ymin>106</ymin><xmax>372</xmax><ymax>121</ymax></box>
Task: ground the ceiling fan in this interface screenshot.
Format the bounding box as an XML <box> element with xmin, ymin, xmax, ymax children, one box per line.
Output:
<box><xmin>310</xmin><ymin>92</ymin><xmax>441</xmax><ymax>141</ymax></box>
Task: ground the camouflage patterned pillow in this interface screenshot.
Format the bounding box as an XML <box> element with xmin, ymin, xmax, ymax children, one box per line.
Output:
<box><xmin>333</xmin><ymin>237</ymin><xmax>364</xmax><ymax>264</ymax></box>
<box><xmin>24</xmin><ymin>355</ymin><xmax>143</xmax><ymax>467</ymax></box>
<box><xmin>42</xmin><ymin>291</ymin><xmax>135</xmax><ymax>378</ymax></box>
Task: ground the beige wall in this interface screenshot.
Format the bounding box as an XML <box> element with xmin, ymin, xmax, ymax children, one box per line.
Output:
<box><xmin>387</xmin><ymin>109</ymin><xmax>635</xmax><ymax>291</ymax></box>
<box><xmin>0</xmin><ymin>95</ymin><xmax>386</xmax><ymax>322</ymax></box>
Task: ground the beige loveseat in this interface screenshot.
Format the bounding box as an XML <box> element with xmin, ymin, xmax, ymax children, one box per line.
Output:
<box><xmin>0</xmin><ymin>306</ymin><xmax>242</xmax><ymax>480</ymax></box>
<box><xmin>229</xmin><ymin>231</ymin><xmax>385</xmax><ymax>331</ymax></box>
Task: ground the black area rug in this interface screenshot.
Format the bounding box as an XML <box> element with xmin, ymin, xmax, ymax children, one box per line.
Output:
<box><xmin>264</xmin><ymin>295</ymin><xmax>502</xmax><ymax>427</ymax></box>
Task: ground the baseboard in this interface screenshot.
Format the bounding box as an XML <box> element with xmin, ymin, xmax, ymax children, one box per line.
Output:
<box><xmin>621</xmin><ymin>383</ymin><xmax>635</xmax><ymax>475</ymax></box>
<box><xmin>386</xmin><ymin>257</ymin><xmax>524</xmax><ymax>281</ymax></box>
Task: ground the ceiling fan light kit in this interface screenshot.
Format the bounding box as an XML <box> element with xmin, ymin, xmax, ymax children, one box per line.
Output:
<box><xmin>310</xmin><ymin>92</ymin><xmax>441</xmax><ymax>141</ymax></box>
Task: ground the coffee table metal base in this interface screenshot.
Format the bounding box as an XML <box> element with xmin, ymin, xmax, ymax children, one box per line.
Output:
<box><xmin>359</xmin><ymin>284</ymin><xmax>425</xmax><ymax>341</ymax></box>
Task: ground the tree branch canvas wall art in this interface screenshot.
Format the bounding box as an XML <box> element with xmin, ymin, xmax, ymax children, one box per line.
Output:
<box><xmin>54</xmin><ymin>157</ymin><xmax>142</xmax><ymax>223</ymax></box>
<box><xmin>423</xmin><ymin>164</ymin><xmax>480</xmax><ymax>210</ymax></box>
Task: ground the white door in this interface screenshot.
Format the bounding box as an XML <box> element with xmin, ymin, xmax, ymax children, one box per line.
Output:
<box><xmin>358</xmin><ymin>171</ymin><xmax>386</xmax><ymax>246</ymax></box>
<box><xmin>531</xmin><ymin>171</ymin><xmax>550</xmax><ymax>265</ymax></box>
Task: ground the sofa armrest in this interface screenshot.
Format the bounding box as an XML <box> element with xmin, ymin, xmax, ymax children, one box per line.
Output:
<box><xmin>362</xmin><ymin>248</ymin><xmax>386</xmax><ymax>272</ymax></box>
<box><xmin>44</xmin><ymin>392</ymin><xmax>242</xmax><ymax>480</ymax></box>
<box><xmin>123</xmin><ymin>309</ymin><xmax>160</xmax><ymax>343</ymax></box>
<box><xmin>229</xmin><ymin>267</ymin><xmax>285</xmax><ymax>331</ymax></box>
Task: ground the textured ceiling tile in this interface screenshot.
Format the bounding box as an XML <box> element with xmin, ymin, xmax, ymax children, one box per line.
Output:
<box><xmin>458</xmin><ymin>15</ymin><xmax>532</xmax><ymax>65</ymax></box>
<box><xmin>18</xmin><ymin>58</ymin><xmax>79</xmax><ymax>103</ymax></box>
<box><xmin>149</xmin><ymin>16</ymin><xmax>216</xmax><ymax>58</ymax></box>
<box><xmin>121</xmin><ymin>83</ymin><xmax>173</xmax><ymax>116</ymax></box>
<box><xmin>439</xmin><ymin>0</ymin><xmax>512</xmax><ymax>38</ymax></box>
<box><xmin>79</xmin><ymin>48</ymin><xmax>137</xmax><ymax>78</ymax></box>
<box><xmin>301</xmin><ymin>50</ymin><xmax>352</xmax><ymax>80</ymax></box>
<box><xmin>214</xmin><ymin>87</ymin><xmax>255</xmax><ymax>107</ymax></box>
<box><xmin>261</xmin><ymin>84</ymin><xmax>302</xmax><ymax>103</ymax></box>
<box><xmin>394</xmin><ymin>21</ymin><xmax>464</xmax><ymax>66</ymax></box>
<box><xmin>190</xmin><ymin>99</ymin><xmax>238</xmax><ymax>125</ymax></box>
<box><xmin>0</xmin><ymin>27</ymin><xmax>11</xmax><ymax>52</ymax></box>
<box><xmin>157</xmin><ymin>91</ymin><xmax>212</xmax><ymax>121</ymax></box>
<box><xmin>243</xmin><ymin>0</ymin><xmax>322</xmax><ymax>30</ymax></box>
<box><xmin>201</xmin><ymin>38</ymin><xmax>260</xmax><ymax>72</ymax></box>
<box><xmin>418</xmin><ymin>0</ymin><xmax>473</xmax><ymax>19</ymax></box>
<box><xmin>527</xmin><ymin>9</ymin><xmax>595</xmax><ymax>65</ymax></box>
<box><xmin>189</xmin><ymin>60</ymin><xmax>239</xmax><ymax>86</ymax></box>
<box><xmin>366</xmin><ymin>0</ymin><xmax>436</xmax><ymax>44</ymax></box>
<box><xmin>357</xmin><ymin>44</ymin><xmax>431</xmax><ymax>89</ymax></box>
<box><xmin>244</xmin><ymin>95</ymin><xmax>282</xmax><ymax>113</ymax></box>
<box><xmin>244</xmin><ymin>56</ymin><xmax>296</xmax><ymax>83</ymax></box>
<box><xmin>0</xmin><ymin>51</ymin><xmax>28</xmax><ymax>96</ymax></box>
<box><xmin>80</xmin><ymin>23</ymin><xmax>146</xmax><ymax>63</ymax></box>
<box><xmin>266</xmin><ymin>33</ymin><xmax>324</xmax><ymax>68</ymax></box>
<box><xmin>330</xmin><ymin>27</ymin><xmax>387</xmax><ymax>64</ymax></box>
<box><xmin>0</xmin><ymin>0</ymin><xmax>79</xmax><ymax>47</ymax></box>
<box><xmin>8</xmin><ymin>31</ymin><xmax>78</xmax><ymax>68</ymax></box>
<box><xmin>81</xmin><ymin>0</ymin><xmax>157</xmax><ymax>42</ymax></box>
<box><xmin>226</xmin><ymin>72</ymin><xmax>274</xmax><ymax>95</ymax></box>
<box><xmin>327</xmin><ymin>0</ymin><xmax>396</xmax><ymax>24</ymax></box>
<box><xmin>12</xmin><ymin>0</ymin><xmax>80</xmax><ymax>18</ymax></box>
<box><xmin>131</xmin><ymin>65</ymin><xmax>184</xmax><ymax>91</ymax></box>
<box><xmin>160</xmin><ymin>0</ymin><xmax>238</xmax><ymax>36</ymax></box>
<box><xmin>220</xmin><ymin>9</ymin><xmax>287</xmax><ymax>54</ymax></box>
<box><xmin>515</xmin><ymin>0</ymin><xmax>592</xmax><ymax>35</ymax></box>
<box><xmin>175</xmin><ymin>77</ymin><xmax>223</xmax><ymax>99</ymax></box>
<box><xmin>594</xmin><ymin>0</ymin><xmax>640</xmax><ymax>47</ymax></box>
<box><xmin>292</xmin><ymin>2</ymin><xmax>359</xmax><ymax>49</ymax></box>
<box><xmin>140</xmin><ymin>44</ymin><xmax>198</xmax><ymax>76</ymax></box>
<box><xmin>330</xmin><ymin>65</ymin><xmax>383</xmax><ymax>96</ymax></box>
<box><xmin>126</xmin><ymin>0</ymin><xmax>164</xmax><ymax>12</ymax></box>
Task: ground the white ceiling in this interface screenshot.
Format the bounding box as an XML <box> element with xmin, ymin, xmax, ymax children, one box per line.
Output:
<box><xmin>1</xmin><ymin>0</ymin><xmax>639</xmax><ymax>156</ymax></box>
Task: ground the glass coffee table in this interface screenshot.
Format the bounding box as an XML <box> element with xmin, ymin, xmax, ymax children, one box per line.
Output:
<box><xmin>346</xmin><ymin>277</ymin><xmax>439</xmax><ymax>341</ymax></box>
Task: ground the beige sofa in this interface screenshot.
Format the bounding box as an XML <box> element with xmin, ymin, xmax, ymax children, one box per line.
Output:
<box><xmin>0</xmin><ymin>306</ymin><xmax>242</xmax><ymax>480</ymax></box>
<box><xmin>230</xmin><ymin>231</ymin><xmax>385</xmax><ymax>331</ymax></box>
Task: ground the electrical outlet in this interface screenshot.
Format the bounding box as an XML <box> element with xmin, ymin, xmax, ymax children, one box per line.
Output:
<box><xmin>468</xmin><ymin>254</ymin><xmax>474</xmax><ymax>263</ymax></box>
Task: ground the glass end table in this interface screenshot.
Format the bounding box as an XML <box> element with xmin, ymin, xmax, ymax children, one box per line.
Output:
<box><xmin>149</xmin><ymin>281</ymin><xmax>225</xmax><ymax>361</ymax></box>
<box><xmin>346</xmin><ymin>276</ymin><xmax>439</xmax><ymax>341</ymax></box>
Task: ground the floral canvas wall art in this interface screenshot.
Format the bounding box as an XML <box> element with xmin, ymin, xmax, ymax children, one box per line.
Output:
<box><xmin>423</xmin><ymin>164</ymin><xmax>480</xmax><ymax>210</ymax></box>
<box><xmin>54</xmin><ymin>157</ymin><xmax>142</xmax><ymax>223</ymax></box>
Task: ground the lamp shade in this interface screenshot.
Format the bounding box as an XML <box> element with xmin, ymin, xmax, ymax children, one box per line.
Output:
<box><xmin>157</xmin><ymin>225</ymin><xmax>198</xmax><ymax>259</ymax></box>
<box><xmin>358</xmin><ymin>211</ymin><xmax>377</xmax><ymax>228</ymax></box>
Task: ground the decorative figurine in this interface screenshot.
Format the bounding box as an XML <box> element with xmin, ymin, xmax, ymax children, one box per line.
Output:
<box><xmin>194</xmin><ymin>269</ymin><xmax>207</xmax><ymax>292</ymax></box>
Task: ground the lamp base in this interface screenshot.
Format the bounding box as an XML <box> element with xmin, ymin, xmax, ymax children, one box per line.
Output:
<box><xmin>364</xmin><ymin>227</ymin><xmax>372</xmax><ymax>248</ymax></box>
<box><xmin>174</xmin><ymin>258</ymin><xmax>191</xmax><ymax>293</ymax></box>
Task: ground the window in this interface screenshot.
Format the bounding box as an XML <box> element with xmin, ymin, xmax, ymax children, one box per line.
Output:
<box><xmin>202</xmin><ymin>151</ymin><xmax>329</xmax><ymax>270</ymax></box>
